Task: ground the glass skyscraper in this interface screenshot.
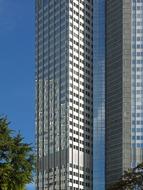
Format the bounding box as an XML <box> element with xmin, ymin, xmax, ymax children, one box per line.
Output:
<box><xmin>93</xmin><ymin>0</ymin><xmax>105</xmax><ymax>189</ymax></box>
<box><xmin>35</xmin><ymin>0</ymin><xmax>93</xmax><ymax>189</ymax></box>
<box><xmin>35</xmin><ymin>0</ymin><xmax>143</xmax><ymax>189</ymax></box>
<box><xmin>106</xmin><ymin>0</ymin><xmax>143</xmax><ymax>188</ymax></box>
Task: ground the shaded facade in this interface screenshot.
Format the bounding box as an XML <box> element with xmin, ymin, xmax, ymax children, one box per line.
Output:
<box><xmin>105</xmin><ymin>0</ymin><xmax>132</xmax><ymax>187</ymax></box>
<box><xmin>93</xmin><ymin>0</ymin><xmax>105</xmax><ymax>189</ymax></box>
<box><xmin>35</xmin><ymin>0</ymin><xmax>93</xmax><ymax>189</ymax></box>
<box><xmin>106</xmin><ymin>0</ymin><xmax>143</xmax><ymax>188</ymax></box>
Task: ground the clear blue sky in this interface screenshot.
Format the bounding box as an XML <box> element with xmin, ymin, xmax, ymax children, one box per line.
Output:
<box><xmin>0</xmin><ymin>0</ymin><xmax>35</xmax><ymax>189</ymax></box>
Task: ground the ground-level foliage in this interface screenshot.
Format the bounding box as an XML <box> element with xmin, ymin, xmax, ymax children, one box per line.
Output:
<box><xmin>108</xmin><ymin>163</ymin><xmax>143</xmax><ymax>190</ymax></box>
<box><xmin>0</xmin><ymin>117</ymin><xmax>35</xmax><ymax>190</ymax></box>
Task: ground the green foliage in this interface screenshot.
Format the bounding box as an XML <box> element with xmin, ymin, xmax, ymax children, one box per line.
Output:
<box><xmin>0</xmin><ymin>117</ymin><xmax>35</xmax><ymax>190</ymax></box>
<box><xmin>108</xmin><ymin>163</ymin><xmax>143</xmax><ymax>190</ymax></box>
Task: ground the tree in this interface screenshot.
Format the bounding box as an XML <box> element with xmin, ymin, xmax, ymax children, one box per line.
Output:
<box><xmin>108</xmin><ymin>163</ymin><xmax>143</xmax><ymax>190</ymax></box>
<box><xmin>0</xmin><ymin>117</ymin><xmax>35</xmax><ymax>190</ymax></box>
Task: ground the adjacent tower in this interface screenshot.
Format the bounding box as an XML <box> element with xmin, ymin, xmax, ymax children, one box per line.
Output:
<box><xmin>106</xmin><ymin>0</ymin><xmax>143</xmax><ymax>188</ymax></box>
<box><xmin>131</xmin><ymin>0</ymin><xmax>143</xmax><ymax>168</ymax></box>
<box><xmin>35</xmin><ymin>0</ymin><xmax>93</xmax><ymax>189</ymax></box>
<box><xmin>93</xmin><ymin>0</ymin><xmax>105</xmax><ymax>189</ymax></box>
<box><xmin>105</xmin><ymin>0</ymin><xmax>131</xmax><ymax>187</ymax></box>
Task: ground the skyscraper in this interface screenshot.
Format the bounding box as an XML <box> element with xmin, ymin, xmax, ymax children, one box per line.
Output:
<box><xmin>106</xmin><ymin>0</ymin><xmax>143</xmax><ymax>187</ymax></box>
<box><xmin>35</xmin><ymin>0</ymin><xmax>93</xmax><ymax>189</ymax></box>
<box><xmin>131</xmin><ymin>0</ymin><xmax>143</xmax><ymax>168</ymax></box>
<box><xmin>93</xmin><ymin>0</ymin><xmax>105</xmax><ymax>189</ymax></box>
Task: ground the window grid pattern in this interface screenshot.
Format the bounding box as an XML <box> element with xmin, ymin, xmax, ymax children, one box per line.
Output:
<box><xmin>36</xmin><ymin>0</ymin><xmax>68</xmax><ymax>189</ymax></box>
<box><xmin>68</xmin><ymin>0</ymin><xmax>93</xmax><ymax>189</ymax></box>
<box><xmin>36</xmin><ymin>0</ymin><xmax>93</xmax><ymax>189</ymax></box>
<box><xmin>131</xmin><ymin>0</ymin><xmax>143</xmax><ymax>167</ymax></box>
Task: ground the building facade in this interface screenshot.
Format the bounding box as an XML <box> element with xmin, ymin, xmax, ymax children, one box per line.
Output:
<box><xmin>106</xmin><ymin>0</ymin><xmax>143</xmax><ymax>188</ymax></box>
<box><xmin>35</xmin><ymin>0</ymin><xmax>143</xmax><ymax>189</ymax></box>
<box><xmin>93</xmin><ymin>0</ymin><xmax>105</xmax><ymax>189</ymax></box>
<box><xmin>35</xmin><ymin>0</ymin><xmax>93</xmax><ymax>189</ymax></box>
<box><xmin>131</xmin><ymin>0</ymin><xmax>143</xmax><ymax>168</ymax></box>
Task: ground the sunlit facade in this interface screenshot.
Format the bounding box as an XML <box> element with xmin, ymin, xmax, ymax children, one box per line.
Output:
<box><xmin>131</xmin><ymin>0</ymin><xmax>143</xmax><ymax>167</ymax></box>
<box><xmin>93</xmin><ymin>0</ymin><xmax>105</xmax><ymax>189</ymax></box>
<box><xmin>35</xmin><ymin>0</ymin><xmax>93</xmax><ymax>189</ymax></box>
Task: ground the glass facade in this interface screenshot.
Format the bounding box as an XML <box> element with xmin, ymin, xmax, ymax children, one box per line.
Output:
<box><xmin>93</xmin><ymin>0</ymin><xmax>105</xmax><ymax>189</ymax></box>
<box><xmin>35</xmin><ymin>0</ymin><xmax>93</xmax><ymax>189</ymax></box>
<box><xmin>131</xmin><ymin>0</ymin><xmax>143</xmax><ymax>167</ymax></box>
<box><xmin>105</xmin><ymin>0</ymin><xmax>132</xmax><ymax>187</ymax></box>
<box><xmin>35</xmin><ymin>0</ymin><xmax>143</xmax><ymax>188</ymax></box>
<box><xmin>35</xmin><ymin>0</ymin><xmax>69</xmax><ymax>189</ymax></box>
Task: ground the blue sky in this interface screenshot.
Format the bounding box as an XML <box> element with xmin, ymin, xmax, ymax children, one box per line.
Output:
<box><xmin>0</xmin><ymin>0</ymin><xmax>35</xmax><ymax>189</ymax></box>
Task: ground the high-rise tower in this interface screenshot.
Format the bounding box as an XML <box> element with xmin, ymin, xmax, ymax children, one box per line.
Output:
<box><xmin>35</xmin><ymin>0</ymin><xmax>93</xmax><ymax>189</ymax></box>
<box><xmin>106</xmin><ymin>0</ymin><xmax>143</xmax><ymax>187</ymax></box>
<box><xmin>93</xmin><ymin>0</ymin><xmax>105</xmax><ymax>189</ymax></box>
<box><xmin>131</xmin><ymin>0</ymin><xmax>143</xmax><ymax>168</ymax></box>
